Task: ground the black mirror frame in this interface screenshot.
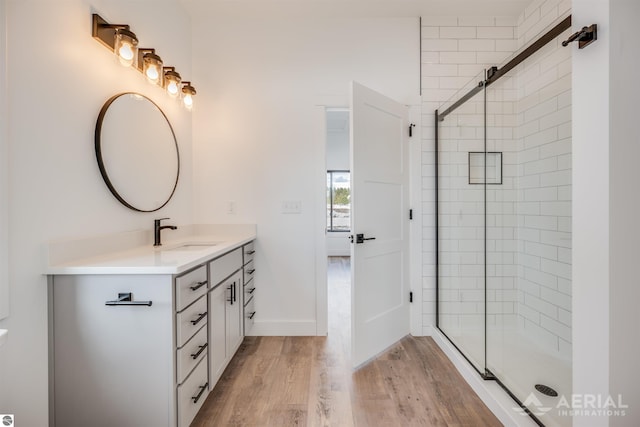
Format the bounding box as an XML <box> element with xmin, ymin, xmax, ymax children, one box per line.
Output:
<box><xmin>95</xmin><ymin>92</ymin><xmax>180</xmax><ymax>212</ymax></box>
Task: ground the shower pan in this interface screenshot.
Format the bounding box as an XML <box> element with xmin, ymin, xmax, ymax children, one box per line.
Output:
<box><xmin>435</xmin><ymin>15</ymin><xmax>573</xmax><ymax>427</ymax></box>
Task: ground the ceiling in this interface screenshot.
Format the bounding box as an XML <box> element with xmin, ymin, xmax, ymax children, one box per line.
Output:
<box><xmin>180</xmin><ymin>0</ymin><xmax>533</xmax><ymax>18</ymax></box>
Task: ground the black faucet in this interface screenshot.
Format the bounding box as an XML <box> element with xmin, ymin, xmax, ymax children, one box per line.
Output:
<box><xmin>154</xmin><ymin>218</ymin><xmax>177</xmax><ymax>246</ymax></box>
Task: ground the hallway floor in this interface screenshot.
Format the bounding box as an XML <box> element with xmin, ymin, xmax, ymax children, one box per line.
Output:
<box><xmin>192</xmin><ymin>257</ymin><xmax>501</xmax><ymax>426</ymax></box>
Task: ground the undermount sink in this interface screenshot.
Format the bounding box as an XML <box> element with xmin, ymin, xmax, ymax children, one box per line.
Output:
<box><xmin>161</xmin><ymin>243</ymin><xmax>219</xmax><ymax>251</ymax></box>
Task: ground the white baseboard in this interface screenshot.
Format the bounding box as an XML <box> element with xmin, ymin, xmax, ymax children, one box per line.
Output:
<box><xmin>248</xmin><ymin>320</ymin><xmax>317</xmax><ymax>336</ymax></box>
<box><xmin>431</xmin><ymin>328</ymin><xmax>538</xmax><ymax>427</ymax></box>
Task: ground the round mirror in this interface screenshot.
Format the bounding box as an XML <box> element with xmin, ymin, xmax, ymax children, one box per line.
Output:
<box><xmin>95</xmin><ymin>93</ymin><xmax>180</xmax><ymax>212</ymax></box>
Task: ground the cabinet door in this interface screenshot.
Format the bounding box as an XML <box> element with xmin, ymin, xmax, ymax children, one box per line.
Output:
<box><xmin>226</xmin><ymin>272</ymin><xmax>243</xmax><ymax>354</ymax></box>
<box><xmin>209</xmin><ymin>283</ymin><xmax>227</xmax><ymax>385</ymax></box>
<box><xmin>52</xmin><ymin>275</ymin><xmax>174</xmax><ymax>427</ymax></box>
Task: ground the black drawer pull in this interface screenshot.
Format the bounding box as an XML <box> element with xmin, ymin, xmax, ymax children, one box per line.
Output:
<box><xmin>249</xmin><ymin>311</ymin><xmax>256</xmax><ymax>319</ymax></box>
<box><xmin>190</xmin><ymin>312</ymin><xmax>207</xmax><ymax>326</ymax></box>
<box><xmin>190</xmin><ymin>280</ymin><xmax>207</xmax><ymax>291</ymax></box>
<box><xmin>248</xmin><ymin>287</ymin><xmax>256</xmax><ymax>294</ymax></box>
<box><xmin>191</xmin><ymin>343</ymin><xmax>208</xmax><ymax>360</ymax></box>
<box><xmin>245</xmin><ymin>250</ymin><xmax>255</xmax><ymax>255</ymax></box>
<box><xmin>105</xmin><ymin>293</ymin><xmax>152</xmax><ymax>307</ymax></box>
<box><xmin>247</xmin><ymin>269</ymin><xmax>255</xmax><ymax>275</ymax></box>
<box><xmin>192</xmin><ymin>382</ymin><xmax>209</xmax><ymax>404</ymax></box>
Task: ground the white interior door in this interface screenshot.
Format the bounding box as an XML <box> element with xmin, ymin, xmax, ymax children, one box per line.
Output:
<box><xmin>350</xmin><ymin>81</ymin><xmax>410</xmax><ymax>368</ymax></box>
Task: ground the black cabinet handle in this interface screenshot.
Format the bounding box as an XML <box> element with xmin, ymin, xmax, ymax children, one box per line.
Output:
<box><xmin>233</xmin><ymin>282</ymin><xmax>237</xmax><ymax>303</ymax></box>
<box><xmin>249</xmin><ymin>311</ymin><xmax>256</xmax><ymax>319</ymax></box>
<box><xmin>190</xmin><ymin>280</ymin><xmax>207</xmax><ymax>291</ymax></box>
<box><xmin>190</xmin><ymin>312</ymin><xmax>207</xmax><ymax>326</ymax></box>
<box><xmin>247</xmin><ymin>269</ymin><xmax>255</xmax><ymax>275</ymax></box>
<box><xmin>192</xmin><ymin>383</ymin><xmax>209</xmax><ymax>404</ymax></box>
<box><xmin>227</xmin><ymin>285</ymin><xmax>233</xmax><ymax>304</ymax></box>
<box><xmin>105</xmin><ymin>293</ymin><xmax>152</xmax><ymax>307</ymax></box>
<box><xmin>190</xmin><ymin>343</ymin><xmax>208</xmax><ymax>360</ymax></box>
<box><xmin>245</xmin><ymin>250</ymin><xmax>255</xmax><ymax>255</ymax></box>
<box><xmin>248</xmin><ymin>287</ymin><xmax>256</xmax><ymax>294</ymax></box>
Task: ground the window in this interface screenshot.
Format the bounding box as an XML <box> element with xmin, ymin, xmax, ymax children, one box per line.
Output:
<box><xmin>326</xmin><ymin>171</ymin><xmax>350</xmax><ymax>232</ymax></box>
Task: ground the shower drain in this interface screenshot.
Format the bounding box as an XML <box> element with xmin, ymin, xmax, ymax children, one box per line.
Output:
<box><xmin>535</xmin><ymin>384</ymin><xmax>558</xmax><ymax>397</ymax></box>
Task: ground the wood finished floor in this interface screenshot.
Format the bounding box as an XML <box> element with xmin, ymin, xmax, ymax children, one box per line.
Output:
<box><xmin>192</xmin><ymin>257</ymin><xmax>502</xmax><ymax>427</ymax></box>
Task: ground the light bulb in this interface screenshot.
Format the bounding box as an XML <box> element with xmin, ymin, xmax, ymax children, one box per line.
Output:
<box><xmin>167</xmin><ymin>81</ymin><xmax>179</xmax><ymax>96</ymax></box>
<box><xmin>119</xmin><ymin>43</ymin><xmax>134</xmax><ymax>61</ymax></box>
<box><xmin>146</xmin><ymin>65</ymin><xmax>159</xmax><ymax>82</ymax></box>
<box><xmin>183</xmin><ymin>94</ymin><xmax>193</xmax><ymax>109</ymax></box>
<box><xmin>113</xmin><ymin>29</ymin><xmax>138</xmax><ymax>68</ymax></box>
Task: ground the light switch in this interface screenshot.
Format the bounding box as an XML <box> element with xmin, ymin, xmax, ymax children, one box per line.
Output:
<box><xmin>281</xmin><ymin>200</ymin><xmax>302</xmax><ymax>214</ymax></box>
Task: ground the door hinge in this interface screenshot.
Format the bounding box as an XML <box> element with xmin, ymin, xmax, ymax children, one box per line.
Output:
<box><xmin>409</xmin><ymin>291</ymin><xmax>413</xmax><ymax>303</ymax></box>
<box><xmin>409</xmin><ymin>209</ymin><xmax>413</xmax><ymax>220</ymax></box>
<box><xmin>409</xmin><ymin>123</ymin><xmax>416</xmax><ymax>137</ymax></box>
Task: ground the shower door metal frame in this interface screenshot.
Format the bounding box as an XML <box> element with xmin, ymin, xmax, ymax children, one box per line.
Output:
<box><xmin>434</xmin><ymin>14</ymin><xmax>573</xmax><ymax>427</ymax></box>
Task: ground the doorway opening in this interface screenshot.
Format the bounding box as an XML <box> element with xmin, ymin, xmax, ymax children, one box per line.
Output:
<box><xmin>325</xmin><ymin>108</ymin><xmax>351</xmax><ymax>359</ymax></box>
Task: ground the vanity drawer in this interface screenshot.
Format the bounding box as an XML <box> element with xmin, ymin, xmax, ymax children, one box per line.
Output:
<box><xmin>177</xmin><ymin>325</ymin><xmax>208</xmax><ymax>385</ymax></box>
<box><xmin>209</xmin><ymin>248</ymin><xmax>242</xmax><ymax>287</ymax></box>
<box><xmin>244</xmin><ymin>295</ymin><xmax>255</xmax><ymax>335</ymax></box>
<box><xmin>243</xmin><ymin>259</ymin><xmax>255</xmax><ymax>285</ymax></box>
<box><xmin>244</xmin><ymin>281</ymin><xmax>256</xmax><ymax>301</ymax></box>
<box><xmin>177</xmin><ymin>356</ymin><xmax>209</xmax><ymax>427</ymax></box>
<box><xmin>243</xmin><ymin>241</ymin><xmax>255</xmax><ymax>265</ymax></box>
<box><xmin>176</xmin><ymin>295</ymin><xmax>207</xmax><ymax>348</ymax></box>
<box><xmin>175</xmin><ymin>265</ymin><xmax>208</xmax><ymax>312</ymax></box>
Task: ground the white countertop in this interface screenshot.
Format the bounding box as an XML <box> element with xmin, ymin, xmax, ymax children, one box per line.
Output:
<box><xmin>45</xmin><ymin>224</ymin><xmax>256</xmax><ymax>276</ymax></box>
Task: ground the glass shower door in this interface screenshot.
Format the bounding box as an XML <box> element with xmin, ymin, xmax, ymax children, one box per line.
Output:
<box><xmin>437</xmin><ymin>72</ymin><xmax>487</xmax><ymax>374</ymax></box>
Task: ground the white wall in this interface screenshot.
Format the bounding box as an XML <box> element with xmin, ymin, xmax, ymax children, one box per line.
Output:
<box><xmin>0</xmin><ymin>0</ymin><xmax>8</xmax><ymax>322</ymax></box>
<box><xmin>191</xmin><ymin>9</ymin><xmax>419</xmax><ymax>335</ymax></box>
<box><xmin>610</xmin><ymin>0</ymin><xmax>640</xmax><ymax>423</ymax></box>
<box><xmin>0</xmin><ymin>1</ymin><xmax>193</xmax><ymax>424</ymax></box>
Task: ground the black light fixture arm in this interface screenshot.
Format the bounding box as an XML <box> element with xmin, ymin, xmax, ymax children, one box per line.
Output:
<box><xmin>562</xmin><ymin>24</ymin><xmax>597</xmax><ymax>49</ymax></box>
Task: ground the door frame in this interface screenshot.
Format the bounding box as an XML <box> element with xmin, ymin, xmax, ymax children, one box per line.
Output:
<box><xmin>313</xmin><ymin>97</ymin><xmax>422</xmax><ymax>338</ymax></box>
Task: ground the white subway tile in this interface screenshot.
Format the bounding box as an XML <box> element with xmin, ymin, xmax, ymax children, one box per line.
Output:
<box><xmin>539</xmin><ymin>106</ymin><xmax>571</xmax><ymax>131</ymax></box>
<box><xmin>525</xmin><ymin>241</ymin><xmax>558</xmax><ymax>260</ymax></box>
<box><xmin>525</xmin><ymin>293</ymin><xmax>558</xmax><ymax>317</ymax></box>
<box><xmin>540</xmin><ymin>170</ymin><xmax>571</xmax><ymax>187</ymax></box>
<box><xmin>525</xmin><ymin>215</ymin><xmax>558</xmax><ymax>231</ymax></box>
<box><xmin>541</xmin><ymin>230</ymin><xmax>572</xmax><ymax>248</ymax></box>
<box><xmin>477</xmin><ymin>26</ymin><xmax>515</xmax><ymax>39</ymax></box>
<box><xmin>421</xmin><ymin>51</ymin><xmax>440</xmax><ymax>64</ymax></box>
<box><xmin>476</xmin><ymin>51</ymin><xmax>510</xmax><ymax>64</ymax></box>
<box><xmin>495</xmin><ymin>39</ymin><xmax>518</xmax><ymax>52</ymax></box>
<box><xmin>439</xmin><ymin>51</ymin><xmax>477</xmax><ymax>64</ymax></box>
<box><xmin>422</xmin><ymin>38</ymin><xmax>458</xmax><ymax>52</ymax></box>
<box><xmin>459</xmin><ymin>39</ymin><xmax>496</xmax><ymax>52</ymax></box>
<box><xmin>525</xmin><ymin>266</ymin><xmax>557</xmax><ymax>289</ymax></box>
<box><xmin>524</xmin><ymin>128</ymin><xmax>559</xmax><ymax>149</ymax></box>
<box><xmin>557</xmin><ymin>153</ymin><xmax>571</xmax><ymax>170</ymax></box>
<box><xmin>423</xmin><ymin>63</ymin><xmax>459</xmax><ymax>77</ymax></box>
<box><xmin>558</xmin><ymin>247</ymin><xmax>571</xmax><ymax>264</ymax></box>
<box><xmin>540</xmin><ymin>201</ymin><xmax>571</xmax><ymax>216</ymax></box>
<box><xmin>541</xmin><ymin>258</ymin><xmax>571</xmax><ymax>280</ymax></box>
<box><xmin>440</xmin><ymin>26</ymin><xmax>477</xmax><ymax>39</ymax></box>
<box><xmin>540</xmin><ymin>314</ymin><xmax>571</xmax><ymax>341</ymax></box>
<box><xmin>558</xmin><ymin>216</ymin><xmax>571</xmax><ymax>232</ymax></box>
<box><xmin>421</xmin><ymin>26</ymin><xmax>440</xmax><ymax>39</ymax></box>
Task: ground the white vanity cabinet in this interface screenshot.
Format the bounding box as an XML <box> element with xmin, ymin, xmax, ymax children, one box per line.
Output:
<box><xmin>49</xmin><ymin>239</ymin><xmax>255</xmax><ymax>427</ymax></box>
<box><xmin>242</xmin><ymin>241</ymin><xmax>256</xmax><ymax>334</ymax></box>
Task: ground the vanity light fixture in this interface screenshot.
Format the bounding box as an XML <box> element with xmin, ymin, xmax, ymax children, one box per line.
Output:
<box><xmin>138</xmin><ymin>49</ymin><xmax>163</xmax><ymax>85</ymax></box>
<box><xmin>91</xmin><ymin>13</ymin><xmax>196</xmax><ymax>109</ymax></box>
<box><xmin>164</xmin><ymin>67</ymin><xmax>182</xmax><ymax>98</ymax></box>
<box><xmin>92</xmin><ymin>14</ymin><xmax>138</xmax><ymax>67</ymax></box>
<box><xmin>181</xmin><ymin>82</ymin><xmax>196</xmax><ymax>110</ymax></box>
